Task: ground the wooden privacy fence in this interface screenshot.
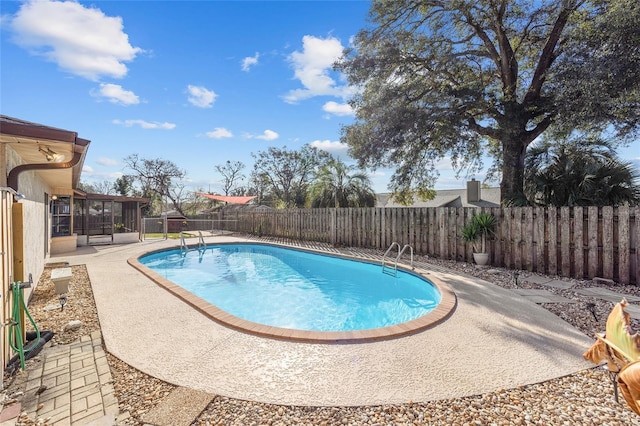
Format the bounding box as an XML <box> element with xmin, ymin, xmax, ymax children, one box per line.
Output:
<box><xmin>222</xmin><ymin>205</ymin><xmax>639</xmax><ymax>285</ymax></box>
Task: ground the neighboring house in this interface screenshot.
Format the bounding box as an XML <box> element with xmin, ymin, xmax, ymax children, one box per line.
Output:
<box><xmin>0</xmin><ymin>115</ymin><xmax>146</xmax><ymax>369</ymax></box>
<box><xmin>376</xmin><ymin>180</ymin><xmax>501</xmax><ymax>208</ymax></box>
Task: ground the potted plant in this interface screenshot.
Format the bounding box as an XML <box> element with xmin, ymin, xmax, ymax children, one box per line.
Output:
<box><xmin>461</xmin><ymin>212</ymin><xmax>497</xmax><ymax>266</ymax></box>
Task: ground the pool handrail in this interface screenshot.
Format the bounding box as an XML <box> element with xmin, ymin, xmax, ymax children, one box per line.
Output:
<box><xmin>382</xmin><ymin>242</ymin><xmax>414</xmax><ymax>276</ymax></box>
<box><xmin>398</xmin><ymin>244</ymin><xmax>414</xmax><ymax>270</ymax></box>
<box><xmin>382</xmin><ymin>242</ymin><xmax>400</xmax><ymax>275</ymax></box>
<box><xmin>179</xmin><ymin>232</ymin><xmax>187</xmax><ymax>255</ymax></box>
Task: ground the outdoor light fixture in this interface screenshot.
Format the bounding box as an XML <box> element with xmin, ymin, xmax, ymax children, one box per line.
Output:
<box><xmin>59</xmin><ymin>294</ymin><xmax>68</xmax><ymax>311</ymax></box>
<box><xmin>586</xmin><ymin>302</ymin><xmax>598</xmax><ymax>322</ymax></box>
<box><xmin>38</xmin><ymin>145</ymin><xmax>64</xmax><ymax>162</ymax></box>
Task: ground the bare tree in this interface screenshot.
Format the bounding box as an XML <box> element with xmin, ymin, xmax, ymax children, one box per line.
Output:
<box><xmin>215</xmin><ymin>160</ymin><xmax>245</xmax><ymax>196</ymax></box>
<box><xmin>78</xmin><ymin>180</ymin><xmax>114</xmax><ymax>195</ymax></box>
<box><xmin>123</xmin><ymin>154</ymin><xmax>187</xmax><ymax>215</ymax></box>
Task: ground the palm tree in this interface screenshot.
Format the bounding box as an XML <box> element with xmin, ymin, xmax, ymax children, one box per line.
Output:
<box><xmin>518</xmin><ymin>137</ymin><xmax>640</xmax><ymax>206</ymax></box>
<box><xmin>307</xmin><ymin>158</ymin><xmax>376</xmax><ymax>208</ymax></box>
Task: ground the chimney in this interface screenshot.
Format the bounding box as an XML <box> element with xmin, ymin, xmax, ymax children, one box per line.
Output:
<box><xmin>467</xmin><ymin>179</ymin><xmax>481</xmax><ymax>203</ymax></box>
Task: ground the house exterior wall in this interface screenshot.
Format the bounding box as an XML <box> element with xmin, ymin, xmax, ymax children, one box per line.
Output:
<box><xmin>6</xmin><ymin>146</ymin><xmax>51</xmax><ymax>299</ymax></box>
<box><xmin>0</xmin><ymin>143</ymin><xmax>6</xmax><ymax>186</ymax></box>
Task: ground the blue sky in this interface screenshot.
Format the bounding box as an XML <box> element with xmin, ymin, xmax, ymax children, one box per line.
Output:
<box><xmin>1</xmin><ymin>0</ymin><xmax>638</xmax><ymax>195</ymax></box>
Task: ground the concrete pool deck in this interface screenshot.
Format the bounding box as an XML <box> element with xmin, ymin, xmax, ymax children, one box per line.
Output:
<box><xmin>54</xmin><ymin>236</ymin><xmax>594</xmax><ymax>407</ymax></box>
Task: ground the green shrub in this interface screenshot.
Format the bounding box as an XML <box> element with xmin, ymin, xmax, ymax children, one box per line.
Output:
<box><xmin>461</xmin><ymin>212</ymin><xmax>497</xmax><ymax>253</ymax></box>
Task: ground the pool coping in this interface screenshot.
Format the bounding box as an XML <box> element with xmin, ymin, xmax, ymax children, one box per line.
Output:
<box><xmin>127</xmin><ymin>241</ymin><xmax>457</xmax><ymax>343</ymax></box>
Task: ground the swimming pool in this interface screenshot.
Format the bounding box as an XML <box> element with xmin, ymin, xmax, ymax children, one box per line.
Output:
<box><xmin>131</xmin><ymin>243</ymin><xmax>456</xmax><ymax>342</ymax></box>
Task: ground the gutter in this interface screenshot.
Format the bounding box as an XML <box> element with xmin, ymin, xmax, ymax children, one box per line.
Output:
<box><xmin>7</xmin><ymin>150</ymin><xmax>83</xmax><ymax>192</ymax></box>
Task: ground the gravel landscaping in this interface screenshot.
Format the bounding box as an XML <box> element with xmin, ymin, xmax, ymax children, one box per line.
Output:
<box><xmin>2</xmin><ymin>245</ymin><xmax>640</xmax><ymax>425</ymax></box>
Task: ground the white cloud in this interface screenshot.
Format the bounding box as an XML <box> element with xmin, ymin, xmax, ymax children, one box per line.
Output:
<box><xmin>241</xmin><ymin>53</ymin><xmax>259</xmax><ymax>72</ymax></box>
<box><xmin>370</xmin><ymin>169</ymin><xmax>387</xmax><ymax>178</ymax></box>
<box><xmin>322</xmin><ymin>101</ymin><xmax>353</xmax><ymax>116</ymax></box>
<box><xmin>80</xmin><ymin>164</ymin><xmax>122</xmax><ymax>181</ymax></box>
<box><xmin>283</xmin><ymin>35</ymin><xmax>349</xmax><ymax>103</ymax></box>
<box><xmin>112</xmin><ymin>119</ymin><xmax>175</xmax><ymax>129</ymax></box>
<box><xmin>257</xmin><ymin>130</ymin><xmax>279</xmax><ymax>141</ymax></box>
<box><xmin>369</xmin><ymin>169</ymin><xmax>390</xmax><ymax>193</ymax></box>
<box><xmin>310</xmin><ymin>139</ymin><xmax>349</xmax><ymax>158</ymax></box>
<box><xmin>206</xmin><ymin>128</ymin><xmax>233</xmax><ymax>139</ymax></box>
<box><xmin>93</xmin><ymin>83</ymin><xmax>139</xmax><ymax>105</ymax></box>
<box><xmin>96</xmin><ymin>157</ymin><xmax>119</xmax><ymax>166</ymax></box>
<box><xmin>9</xmin><ymin>0</ymin><xmax>142</xmax><ymax>81</ymax></box>
<box><xmin>435</xmin><ymin>156</ymin><xmax>455</xmax><ymax>172</ymax></box>
<box><xmin>187</xmin><ymin>85</ymin><xmax>216</xmax><ymax>108</ymax></box>
<box><xmin>246</xmin><ymin>129</ymin><xmax>279</xmax><ymax>141</ymax></box>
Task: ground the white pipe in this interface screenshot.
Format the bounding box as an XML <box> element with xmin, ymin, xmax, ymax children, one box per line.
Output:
<box><xmin>0</xmin><ymin>187</ymin><xmax>25</xmax><ymax>199</ymax></box>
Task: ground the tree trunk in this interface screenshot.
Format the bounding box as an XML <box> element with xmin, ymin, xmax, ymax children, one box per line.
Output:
<box><xmin>500</xmin><ymin>136</ymin><xmax>527</xmax><ymax>204</ymax></box>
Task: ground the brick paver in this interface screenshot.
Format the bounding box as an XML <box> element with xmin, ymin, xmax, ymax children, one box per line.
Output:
<box><xmin>21</xmin><ymin>331</ymin><xmax>119</xmax><ymax>425</ymax></box>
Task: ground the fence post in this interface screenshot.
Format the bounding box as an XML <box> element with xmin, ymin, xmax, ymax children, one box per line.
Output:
<box><xmin>602</xmin><ymin>206</ymin><xmax>614</xmax><ymax>280</ymax></box>
<box><xmin>163</xmin><ymin>216</ymin><xmax>168</xmax><ymax>240</ymax></box>
<box><xmin>635</xmin><ymin>207</ymin><xmax>640</xmax><ymax>285</ymax></box>
<box><xmin>330</xmin><ymin>208</ymin><xmax>337</xmax><ymax>245</ymax></box>
<box><xmin>560</xmin><ymin>207</ymin><xmax>571</xmax><ymax>277</ymax></box>
<box><xmin>618</xmin><ymin>205</ymin><xmax>630</xmax><ymax>285</ymax></box>
<box><xmin>587</xmin><ymin>206</ymin><xmax>599</xmax><ymax>279</ymax></box>
<box><xmin>574</xmin><ymin>207</ymin><xmax>584</xmax><ymax>279</ymax></box>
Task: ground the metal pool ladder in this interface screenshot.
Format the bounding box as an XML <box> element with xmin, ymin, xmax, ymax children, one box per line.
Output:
<box><xmin>179</xmin><ymin>231</ymin><xmax>206</xmax><ymax>256</ymax></box>
<box><xmin>179</xmin><ymin>232</ymin><xmax>188</xmax><ymax>255</ymax></box>
<box><xmin>381</xmin><ymin>242</ymin><xmax>414</xmax><ymax>276</ymax></box>
<box><xmin>197</xmin><ymin>231</ymin><xmax>206</xmax><ymax>250</ymax></box>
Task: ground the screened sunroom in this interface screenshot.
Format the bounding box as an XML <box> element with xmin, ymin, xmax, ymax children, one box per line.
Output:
<box><xmin>68</xmin><ymin>191</ymin><xmax>148</xmax><ymax>246</ymax></box>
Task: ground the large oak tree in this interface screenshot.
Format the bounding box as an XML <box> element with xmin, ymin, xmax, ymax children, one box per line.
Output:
<box><xmin>337</xmin><ymin>0</ymin><xmax>640</xmax><ymax>203</ymax></box>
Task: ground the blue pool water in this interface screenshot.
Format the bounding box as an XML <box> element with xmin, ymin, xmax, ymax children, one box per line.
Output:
<box><xmin>139</xmin><ymin>244</ymin><xmax>441</xmax><ymax>332</ymax></box>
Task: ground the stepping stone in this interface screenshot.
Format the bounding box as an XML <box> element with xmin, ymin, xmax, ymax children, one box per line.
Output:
<box><xmin>512</xmin><ymin>289</ymin><xmax>578</xmax><ymax>304</ymax></box>
<box><xmin>522</xmin><ymin>275</ymin><xmax>552</xmax><ymax>285</ymax></box>
<box><xmin>0</xmin><ymin>402</ymin><xmax>21</xmax><ymax>423</ymax></box>
<box><xmin>541</xmin><ymin>279</ymin><xmax>574</xmax><ymax>290</ymax></box>
<box><xmin>593</xmin><ymin>277</ymin><xmax>616</xmax><ymax>285</ymax></box>
<box><xmin>43</xmin><ymin>303</ymin><xmax>63</xmax><ymax>311</ymax></box>
<box><xmin>574</xmin><ymin>288</ymin><xmax>605</xmax><ymax>297</ymax></box>
<box><xmin>574</xmin><ymin>288</ymin><xmax>640</xmax><ymax>303</ymax></box>
<box><xmin>142</xmin><ymin>387</ymin><xmax>213</xmax><ymax>426</ymax></box>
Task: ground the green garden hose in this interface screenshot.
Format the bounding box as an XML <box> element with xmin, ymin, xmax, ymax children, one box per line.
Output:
<box><xmin>9</xmin><ymin>280</ymin><xmax>40</xmax><ymax>370</ymax></box>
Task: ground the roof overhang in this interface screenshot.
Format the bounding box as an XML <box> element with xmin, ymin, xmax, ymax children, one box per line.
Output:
<box><xmin>74</xmin><ymin>189</ymin><xmax>148</xmax><ymax>204</ymax></box>
<box><xmin>0</xmin><ymin>115</ymin><xmax>90</xmax><ymax>192</ymax></box>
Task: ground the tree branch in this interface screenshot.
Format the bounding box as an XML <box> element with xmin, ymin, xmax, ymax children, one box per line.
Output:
<box><xmin>524</xmin><ymin>1</ymin><xmax>583</xmax><ymax>103</ymax></box>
